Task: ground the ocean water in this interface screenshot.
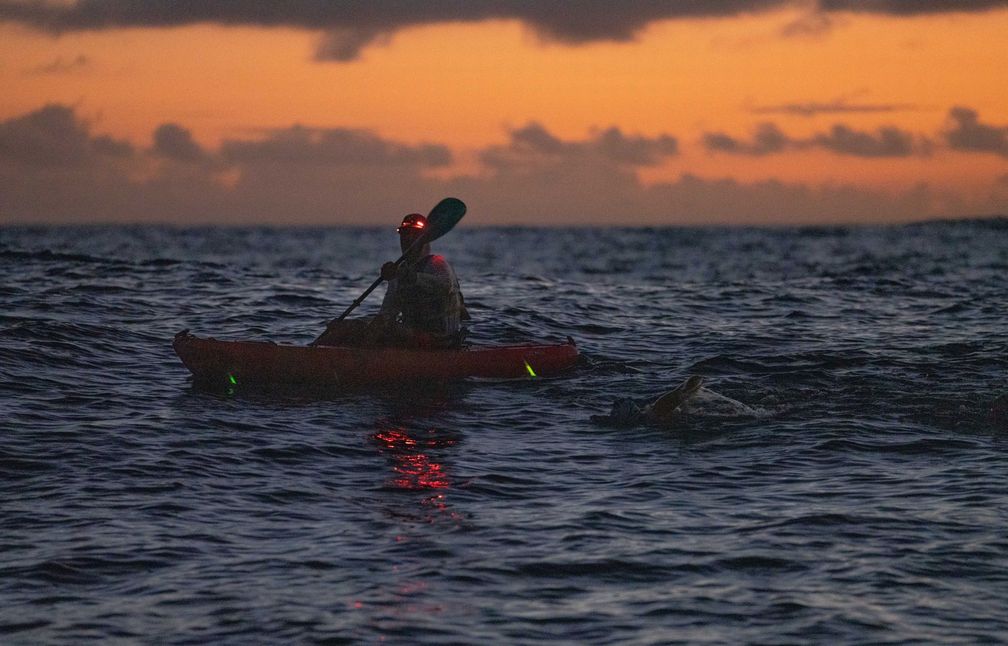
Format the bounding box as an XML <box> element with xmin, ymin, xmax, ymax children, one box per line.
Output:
<box><xmin>2</xmin><ymin>220</ymin><xmax>1007</xmax><ymax>644</ymax></box>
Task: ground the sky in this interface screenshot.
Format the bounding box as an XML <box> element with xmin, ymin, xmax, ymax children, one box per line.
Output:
<box><xmin>1</xmin><ymin>1</ymin><xmax>1007</xmax><ymax>226</ymax></box>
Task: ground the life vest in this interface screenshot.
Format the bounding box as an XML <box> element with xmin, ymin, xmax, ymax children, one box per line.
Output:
<box><xmin>383</xmin><ymin>254</ymin><xmax>465</xmax><ymax>339</ymax></box>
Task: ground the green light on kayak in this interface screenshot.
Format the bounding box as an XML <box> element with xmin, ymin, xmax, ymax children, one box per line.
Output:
<box><xmin>524</xmin><ymin>360</ymin><xmax>537</xmax><ymax>378</ymax></box>
<box><xmin>228</xmin><ymin>373</ymin><xmax>237</xmax><ymax>385</ymax></box>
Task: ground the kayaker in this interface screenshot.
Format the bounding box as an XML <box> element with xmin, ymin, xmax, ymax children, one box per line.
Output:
<box><xmin>378</xmin><ymin>213</ymin><xmax>469</xmax><ymax>346</ymax></box>
<box><xmin>315</xmin><ymin>213</ymin><xmax>469</xmax><ymax>348</ymax></box>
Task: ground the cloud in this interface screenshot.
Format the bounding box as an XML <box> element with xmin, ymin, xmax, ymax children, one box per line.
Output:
<box><xmin>481</xmin><ymin>122</ymin><xmax>678</xmax><ymax>170</ymax></box>
<box><xmin>703</xmin><ymin>123</ymin><xmax>789</xmax><ymax>156</ymax></box>
<box><xmin>0</xmin><ymin>103</ymin><xmax>132</xmax><ymax>166</ymax></box>
<box><xmin>492</xmin><ymin>2</ymin><xmax>792</xmax><ymax>44</ymax></box>
<box><xmin>792</xmin><ymin>0</ymin><xmax>1008</xmax><ymax>36</ymax></box>
<box><xmin>812</xmin><ymin>124</ymin><xmax>924</xmax><ymax>157</ymax></box>
<box><xmin>0</xmin><ymin>1</ymin><xmax>794</xmax><ymax>34</ymax></box>
<box><xmin>725</xmin><ymin>106</ymin><xmax>1006</xmax><ymax>160</ymax></box>
<box><xmin>594</xmin><ymin>127</ymin><xmax>680</xmax><ymax>165</ymax></box>
<box><xmin>152</xmin><ymin>123</ymin><xmax>207</xmax><ymax>162</ymax></box>
<box><xmin>779</xmin><ymin>9</ymin><xmax>836</xmax><ymax>37</ymax></box>
<box><xmin>3</xmin><ymin>1</ymin><xmax>1006</xmax><ymax>59</ymax></box>
<box><xmin>750</xmin><ymin>99</ymin><xmax>919</xmax><ymax>117</ymax></box>
<box><xmin>0</xmin><ymin>1</ymin><xmax>809</xmax><ymax>61</ymax></box>
<box><xmin>704</xmin><ymin>121</ymin><xmax>928</xmax><ymax>157</ymax></box>
<box><xmin>818</xmin><ymin>0</ymin><xmax>1008</xmax><ymax>15</ymax></box>
<box><xmin>313</xmin><ymin>27</ymin><xmax>391</xmax><ymax>62</ymax></box>
<box><xmin>0</xmin><ymin>103</ymin><xmax>454</xmax><ymax>223</ymax></box>
<box><xmin>944</xmin><ymin>107</ymin><xmax>1008</xmax><ymax>158</ymax></box>
<box><xmin>220</xmin><ymin>125</ymin><xmax>452</xmax><ymax>167</ymax></box>
<box><xmin>91</xmin><ymin>134</ymin><xmax>134</xmax><ymax>158</ymax></box>
<box><xmin>23</xmin><ymin>54</ymin><xmax>90</xmax><ymax>76</ymax></box>
<box><xmin>447</xmin><ymin>169</ymin><xmax>961</xmax><ymax>226</ymax></box>
<box><xmin>1</xmin><ymin>103</ymin><xmax>1004</xmax><ymax>225</ymax></box>
<box><xmin>642</xmin><ymin>174</ymin><xmax>942</xmax><ymax>225</ymax></box>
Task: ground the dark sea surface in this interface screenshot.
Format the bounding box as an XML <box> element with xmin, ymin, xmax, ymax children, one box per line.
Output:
<box><xmin>2</xmin><ymin>221</ymin><xmax>1007</xmax><ymax>644</ymax></box>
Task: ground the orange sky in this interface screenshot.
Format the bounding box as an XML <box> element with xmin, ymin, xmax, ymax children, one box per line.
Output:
<box><xmin>1</xmin><ymin>3</ymin><xmax>1007</xmax><ymax>225</ymax></box>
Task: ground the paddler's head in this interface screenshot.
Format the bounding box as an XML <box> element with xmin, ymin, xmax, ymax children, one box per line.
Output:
<box><xmin>397</xmin><ymin>213</ymin><xmax>430</xmax><ymax>257</ymax></box>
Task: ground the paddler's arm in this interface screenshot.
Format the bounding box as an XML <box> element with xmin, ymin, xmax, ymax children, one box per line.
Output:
<box><xmin>378</xmin><ymin>261</ymin><xmax>418</xmax><ymax>315</ymax></box>
<box><xmin>379</xmin><ymin>270</ymin><xmax>398</xmax><ymax>314</ymax></box>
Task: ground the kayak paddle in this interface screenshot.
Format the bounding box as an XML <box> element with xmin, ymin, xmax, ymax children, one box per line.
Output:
<box><xmin>311</xmin><ymin>198</ymin><xmax>466</xmax><ymax>344</ymax></box>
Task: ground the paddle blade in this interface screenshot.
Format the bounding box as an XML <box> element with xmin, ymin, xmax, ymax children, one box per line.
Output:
<box><xmin>425</xmin><ymin>197</ymin><xmax>466</xmax><ymax>242</ymax></box>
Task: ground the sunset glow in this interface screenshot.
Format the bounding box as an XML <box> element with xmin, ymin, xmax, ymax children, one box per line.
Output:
<box><xmin>2</xmin><ymin>2</ymin><xmax>1006</xmax><ymax>225</ymax></box>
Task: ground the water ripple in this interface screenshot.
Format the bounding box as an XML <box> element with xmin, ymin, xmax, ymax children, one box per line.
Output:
<box><xmin>2</xmin><ymin>223</ymin><xmax>1008</xmax><ymax>643</ymax></box>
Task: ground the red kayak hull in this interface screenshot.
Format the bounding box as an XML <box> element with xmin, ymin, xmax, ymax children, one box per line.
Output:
<box><xmin>173</xmin><ymin>331</ymin><xmax>579</xmax><ymax>387</ymax></box>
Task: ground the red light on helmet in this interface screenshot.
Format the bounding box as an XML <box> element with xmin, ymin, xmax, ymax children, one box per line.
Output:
<box><xmin>397</xmin><ymin>215</ymin><xmax>426</xmax><ymax>233</ymax></box>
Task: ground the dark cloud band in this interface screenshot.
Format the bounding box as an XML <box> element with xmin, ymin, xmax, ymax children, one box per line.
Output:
<box><xmin>819</xmin><ymin>1</ymin><xmax>1008</xmax><ymax>16</ymax></box>
<box><xmin>3</xmin><ymin>0</ymin><xmax>1005</xmax><ymax>61</ymax></box>
<box><xmin>4</xmin><ymin>1</ymin><xmax>1003</xmax><ymax>32</ymax></box>
<box><xmin>0</xmin><ymin>1</ymin><xmax>791</xmax><ymax>36</ymax></box>
<box><xmin>219</xmin><ymin>126</ymin><xmax>452</xmax><ymax>167</ymax></box>
<box><xmin>2</xmin><ymin>103</ymin><xmax>1005</xmax><ymax>224</ymax></box>
<box><xmin>16</xmin><ymin>1</ymin><xmax>1008</xmax><ymax>61</ymax></box>
<box><xmin>704</xmin><ymin>121</ymin><xmax>931</xmax><ymax>157</ymax></box>
<box><xmin>945</xmin><ymin>107</ymin><xmax>1008</xmax><ymax>158</ymax></box>
<box><xmin>480</xmin><ymin>123</ymin><xmax>678</xmax><ymax>169</ymax></box>
<box><xmin>0</xmin><ymin>103</ymin><xmax>133</xmax><ymax>166</ymax></box>
<box><xmin>751</xmin><ymin>101</ymin><xmax>919</xmax><ymax>117</ymax></box>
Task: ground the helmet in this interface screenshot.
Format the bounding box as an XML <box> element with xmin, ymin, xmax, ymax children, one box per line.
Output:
<box><xmin>397</xmin><ymin>213</ymin><xmax>427</xmax><ymax>234</ymax></box>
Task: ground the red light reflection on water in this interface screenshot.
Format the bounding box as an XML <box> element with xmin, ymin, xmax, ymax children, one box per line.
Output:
<box><xmin>372</xmin><ymin>427</ymin><xmax>455</xmax><ymax>491</ymax></box>
<box><xmin>353</xmin><ymin>423</ymin><xmax>464</xmax><ymax>626</ymax></box>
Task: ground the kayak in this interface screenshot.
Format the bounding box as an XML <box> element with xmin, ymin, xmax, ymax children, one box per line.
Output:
<box><xmin>173</xmin><ymin>330</ymin><xmax>579</xmax><ymax>388</ymax></box>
